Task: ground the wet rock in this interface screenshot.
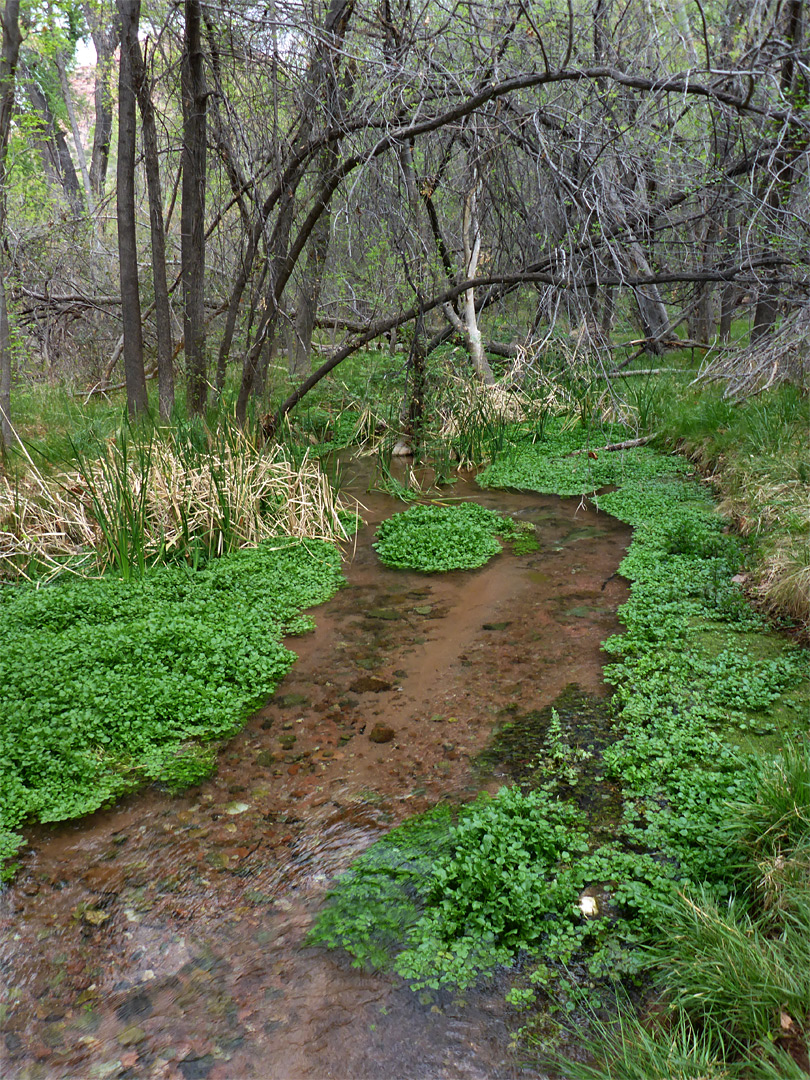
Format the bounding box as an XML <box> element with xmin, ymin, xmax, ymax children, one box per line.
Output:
<box><xmin>41</xmin><ymin>1022</ymin><xmax>67</xmax><ymax>1048</ymax></box>
<box><xmin>4</xmin><ymin>1031</ymin><xmax>23</xmax><ymax>1057</ymax></box>
<box><xmin>482</xmin><ymin>621</ymin><xmax>511</xmax><ymax>631</ymax></box>
<box><xmin>278</xmin><ymin>734</ymin><xmax>297</xmax><ymax>749</ymax></box>
<box><xmin>369</xmin><ymin>724</ymin><xmax>395</xmax><ymax>744</ymax></box>
<box><xmin>244</xmin><ymin>889</ymin><xmax>274</xmax><ymax>905</ymax></box>
<box><xmin>179</xmin><ymin>1056</ymin><xmax>216</xmax><ymax>1080</ymax></box>
<box><xmin>116</xmin><ymin>993</ymin><xmax>153</xmax><ymax>1023</ymax></box>
<box><xmin>349</xmin><ymin>676</ymin><xmax>392</xmax><ymax>694</ymax></box>
<box><xmin>356</xmin><ymin>656</ymin><xmax>383</xmax><ymax>670</ymax></box>
<box><xmin>87</xmin><ymin>1061</ymin><xmax>121</xmax><ymax>1080</ymax></box>
<box><xmin>414</xmin><ymin>605</ymin><xmax>433</xmax><ymax>615</ymax></box>
<box><xmin>367</xmin><ymin>608</ymin><xmax>401</xmax><ymax>621</ymax></box>
<box><xmin>564</xmin><ymin>605</ymin><xmax>591</xmax><ymax>618</ymax></box>
<box><xmin>255</xmin><ymin>750</ymin><xmax>276</xmax><ymax>767</ymax></box>
<box><xmin>276</xmin><ymin>693</ymin><xmax>309</xmax><ymax>709</ymax></box>
<box><xmin>117</xmin><ymin>1025</ymin><xmax>147</xmax><ymax>1047</ymax></box>
<box><xmin>84</xmin><ymin>865</ymin><xmax>121</xmax><ymax>893</ymax></box>
<box><xmin>81</xmin><ymin>906</ymin><xmax>112</xmax><ymax>927</ymax></box>
<box><xmin>224</xmin><ymin>801</ymin><xmax>250</xmax><ymax>815</ymax></box>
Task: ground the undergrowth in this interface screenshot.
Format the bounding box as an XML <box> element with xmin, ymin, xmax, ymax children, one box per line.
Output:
<box><xmin>0</xmin><ymin>539</ymin><xmax>343</xmax><ymax>876</ymax></box>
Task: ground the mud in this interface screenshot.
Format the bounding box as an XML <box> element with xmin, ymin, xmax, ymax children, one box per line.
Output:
<box><xmin>0</xmin><ymin>469</ymin><xmax>630</xmax><ymax>1079</ymax></box>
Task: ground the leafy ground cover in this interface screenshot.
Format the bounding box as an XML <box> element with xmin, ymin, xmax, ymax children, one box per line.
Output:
<box><xmin>614</xmin><ymin>376</ymin><xmax>810</xmax><ymax>630</ymax></box>
<box><xmin>311</xmin><ymin>421</ymin><xmax>810</xmax><ymax>1071</ymax></box>
<box><xmin>373</xmin><ymin>501</ymin><xmax>524</xmax><ymax>572</ymax></box>
<box><xmin>0</xmin><ymin>539</ymin><xmax>344</xmax><ymax>876</ymax></box>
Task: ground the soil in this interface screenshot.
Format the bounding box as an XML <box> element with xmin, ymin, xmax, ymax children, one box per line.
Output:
<box><xmin>0</xmin><ymin>472</ymin><xmax>631</xmax><ymax>1079</ymax></box>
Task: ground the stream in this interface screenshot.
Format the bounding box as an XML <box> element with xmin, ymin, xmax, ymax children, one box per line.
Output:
<box><xmin>1</xmin><ymin>465</ymin><xmax>632</xmax><ymax>1079</ymax></box>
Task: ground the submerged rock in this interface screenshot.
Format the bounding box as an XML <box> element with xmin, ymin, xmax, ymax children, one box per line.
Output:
<box><xmin>350</xmin><ymin>676</ymin><xmax>393</xmax><ymax>693</ymax></box>
<box><xmin>369</xmin><ymin>724</ymin><xmax>396</xmax><ymax>744</ymax></box>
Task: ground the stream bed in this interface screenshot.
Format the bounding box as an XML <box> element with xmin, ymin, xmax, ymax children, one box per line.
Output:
<box><xmin>1</xmin><ymin>470</ymin><xmax>632</xmax><ymax>1079</ymax></box>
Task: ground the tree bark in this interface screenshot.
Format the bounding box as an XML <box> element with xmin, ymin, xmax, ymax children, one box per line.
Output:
<box><xmin>116</xmin><ymin>0</ymin><xmax>148</xmax><ymax>416</ymax></box>
<box><xmin>0</xmin><ymin>0</ymin><xmax>21</xmax><ymax>451</ymax></box>
<box><xmin>458</xmin><ymin>177</ymin><xmax>494</xmax><ymax>382</ymax></box>
<box><xmin>83</xmin><ymin>1</ymin><xmax>119</xmax><ymax>200</ymax></box>
<box><xmin>131</xmin><ymin>33</ymin><xmax>174</xmax><ymax>421</ymax></box>
<box><xmin>181</xmin><ymin>0</ymin><xmax>208</xmax><ymax>415</ymax></box>
<box><xmin>54</xmin><ymin>50</ymin><xmax>94</xmax><ymax>214</ymax></box>
<box><xmin>20</xmin><ymin>60</ymin><xmax>83</xmax><ymax>213</ymax></box>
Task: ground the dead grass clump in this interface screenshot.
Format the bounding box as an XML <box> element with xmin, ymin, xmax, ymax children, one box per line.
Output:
<box><xmin>0</xmin><ymin>429</ymin><xmax>350</xmax><ymax>580</ymax></box>
<box><xmin>757</xmin><ymin>533</ymin><xmax>810</xmax><ymax>629</ymax></box>
<box><xmin>436</xmin><ymin>375</ymin><xmax>569</xmax><ymax>466</ymax></box>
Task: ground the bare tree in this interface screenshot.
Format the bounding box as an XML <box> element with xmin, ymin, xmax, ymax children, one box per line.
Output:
<box><xmin>0</xmin><ymin>0</ymin><xmax>20</xmax><ymax>451</ymax></box>
<box><xmin>116</xmin><ymin>0</ymin><xmax>147</xmax><ymax>416</ymax></box>
<box><xmin>83</xmin><ymin>0</ymin><xmax>120</xmax><ymax>200</ymax></box>
<box><xmin>181</xmin><ymin>0</ymin><xmax>208</xmax><ymax>415</ymax></box>
<box><xmin>132</xmin><ymin>30</ymin><xmax>174</xmax><ymax>421</ymax></box>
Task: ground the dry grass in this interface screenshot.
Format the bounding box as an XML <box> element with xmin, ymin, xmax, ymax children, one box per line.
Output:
<box><xmin>757</xmin><ymin>533</ymin><xmax>810</xmax><ymax>627</ymax></box>
<box><xmin>436</xmin><ymin>375</ymin><xmax>570</xmax><ymax>466</ymax></box>
<box><xmin>0</xmin><ymin>428</ymin><xmax>350</xmax><ymax>580</ymax></box>
<box><xmin>715</xmin><ymin>470</ymin><xmax>809</xmax><ymax>629</ymax></box>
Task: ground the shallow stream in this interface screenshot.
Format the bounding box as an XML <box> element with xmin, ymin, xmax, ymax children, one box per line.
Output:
<box><xmin>1</xmin><ymin>465</ymin><xmax>631</xmax><ymax>1079</ymax></box>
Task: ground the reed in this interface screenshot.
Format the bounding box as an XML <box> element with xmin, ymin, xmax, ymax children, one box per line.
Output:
<box><xmin>0</xmin><ymin>419</ymin><xmax>349</xmax><ymax>580</ymax></box>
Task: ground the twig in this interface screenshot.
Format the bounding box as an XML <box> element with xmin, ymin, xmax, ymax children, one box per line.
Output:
<box><xmin>74</xmin><ymin>366</ymin><xmax>159</xmax><ymax>398</ymax></box>
<box><xmin>568</xmin><ymin>435</ymin><xmax>656</xmax><ymax>455</ymax></box>
<box><xmin>606</xmin><ymin>368</ymin><xmax>681</xmax><ymax>377</ymax></box>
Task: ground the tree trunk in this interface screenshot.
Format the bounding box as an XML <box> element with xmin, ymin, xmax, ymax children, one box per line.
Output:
<box><xmin>116</xmin><ymin>0</ymin><xmax>147</xmax><ymax>417</ymax></box>
<box><xmin>0</xmin><ymin>0</ymin><xmax>21</xmax><ymax>451</ymax></box>
<box><xmin>290</xmin><ymin>182</ymin><xmax>331</xmax><ymax>379</ymax></box>
<box><xmin>131</xmin><ymin>33</ymin><xmax>174</xmax><ymax>421</ymax></box>
<box><xmin>752</xmin><ymin>280</ymin><xmax>779</xmax><ymax>343</ymax></box>
<box><xmin>20</xmin><ymin>61</ymin><xmax>83</xmax><ymax>214</ymax></box>
<box><xmin>54</xmin><ymin>50</ymin><xmax>94</xmax><ymax>214</ymax></box>
<box><xmin>459</xmin><ymin>179</ymin><xmax>494</xmax><ymax>382</ymax></box>
<box><xmin>83</xmin><ymin>1</ymin><xmax>119</xmax><ymax>200</ymax></box>
<box><xmin>718</xmin><ymin>205</ymin><xmax>738</xmax><ymax>341</ymax></box>
<box><xmin>181</xmin><ymin>0</ymin><xmax>208</xmax><ymax>415</ymax></box>
<box><xmin>627</xmin><ymin>242</ymin><xmax>670</xmax><ymax>352</ymax></box>
<box><xmin>235</xmin><ymin>0</ymin><xmax>355</xmax><ymax>413</ymax></box>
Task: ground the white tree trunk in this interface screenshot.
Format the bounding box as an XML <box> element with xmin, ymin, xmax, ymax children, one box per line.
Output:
<box><xmin>458</xmin><ymin>179</ymin><xmax>494</xmax><ymax>383</ymax></box>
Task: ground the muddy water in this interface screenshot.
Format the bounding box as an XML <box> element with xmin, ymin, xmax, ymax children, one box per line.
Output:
<box><xmin>1</xmin><ymin>470</ymin><xmax>631</xmax><ymax>1080</ymax></box>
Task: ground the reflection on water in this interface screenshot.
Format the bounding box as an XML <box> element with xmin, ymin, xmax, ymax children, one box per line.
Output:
<box><xmin>0</xmin><ymin>466</ymin><xmax>631</xmax><ymax>1079</ymax></box>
